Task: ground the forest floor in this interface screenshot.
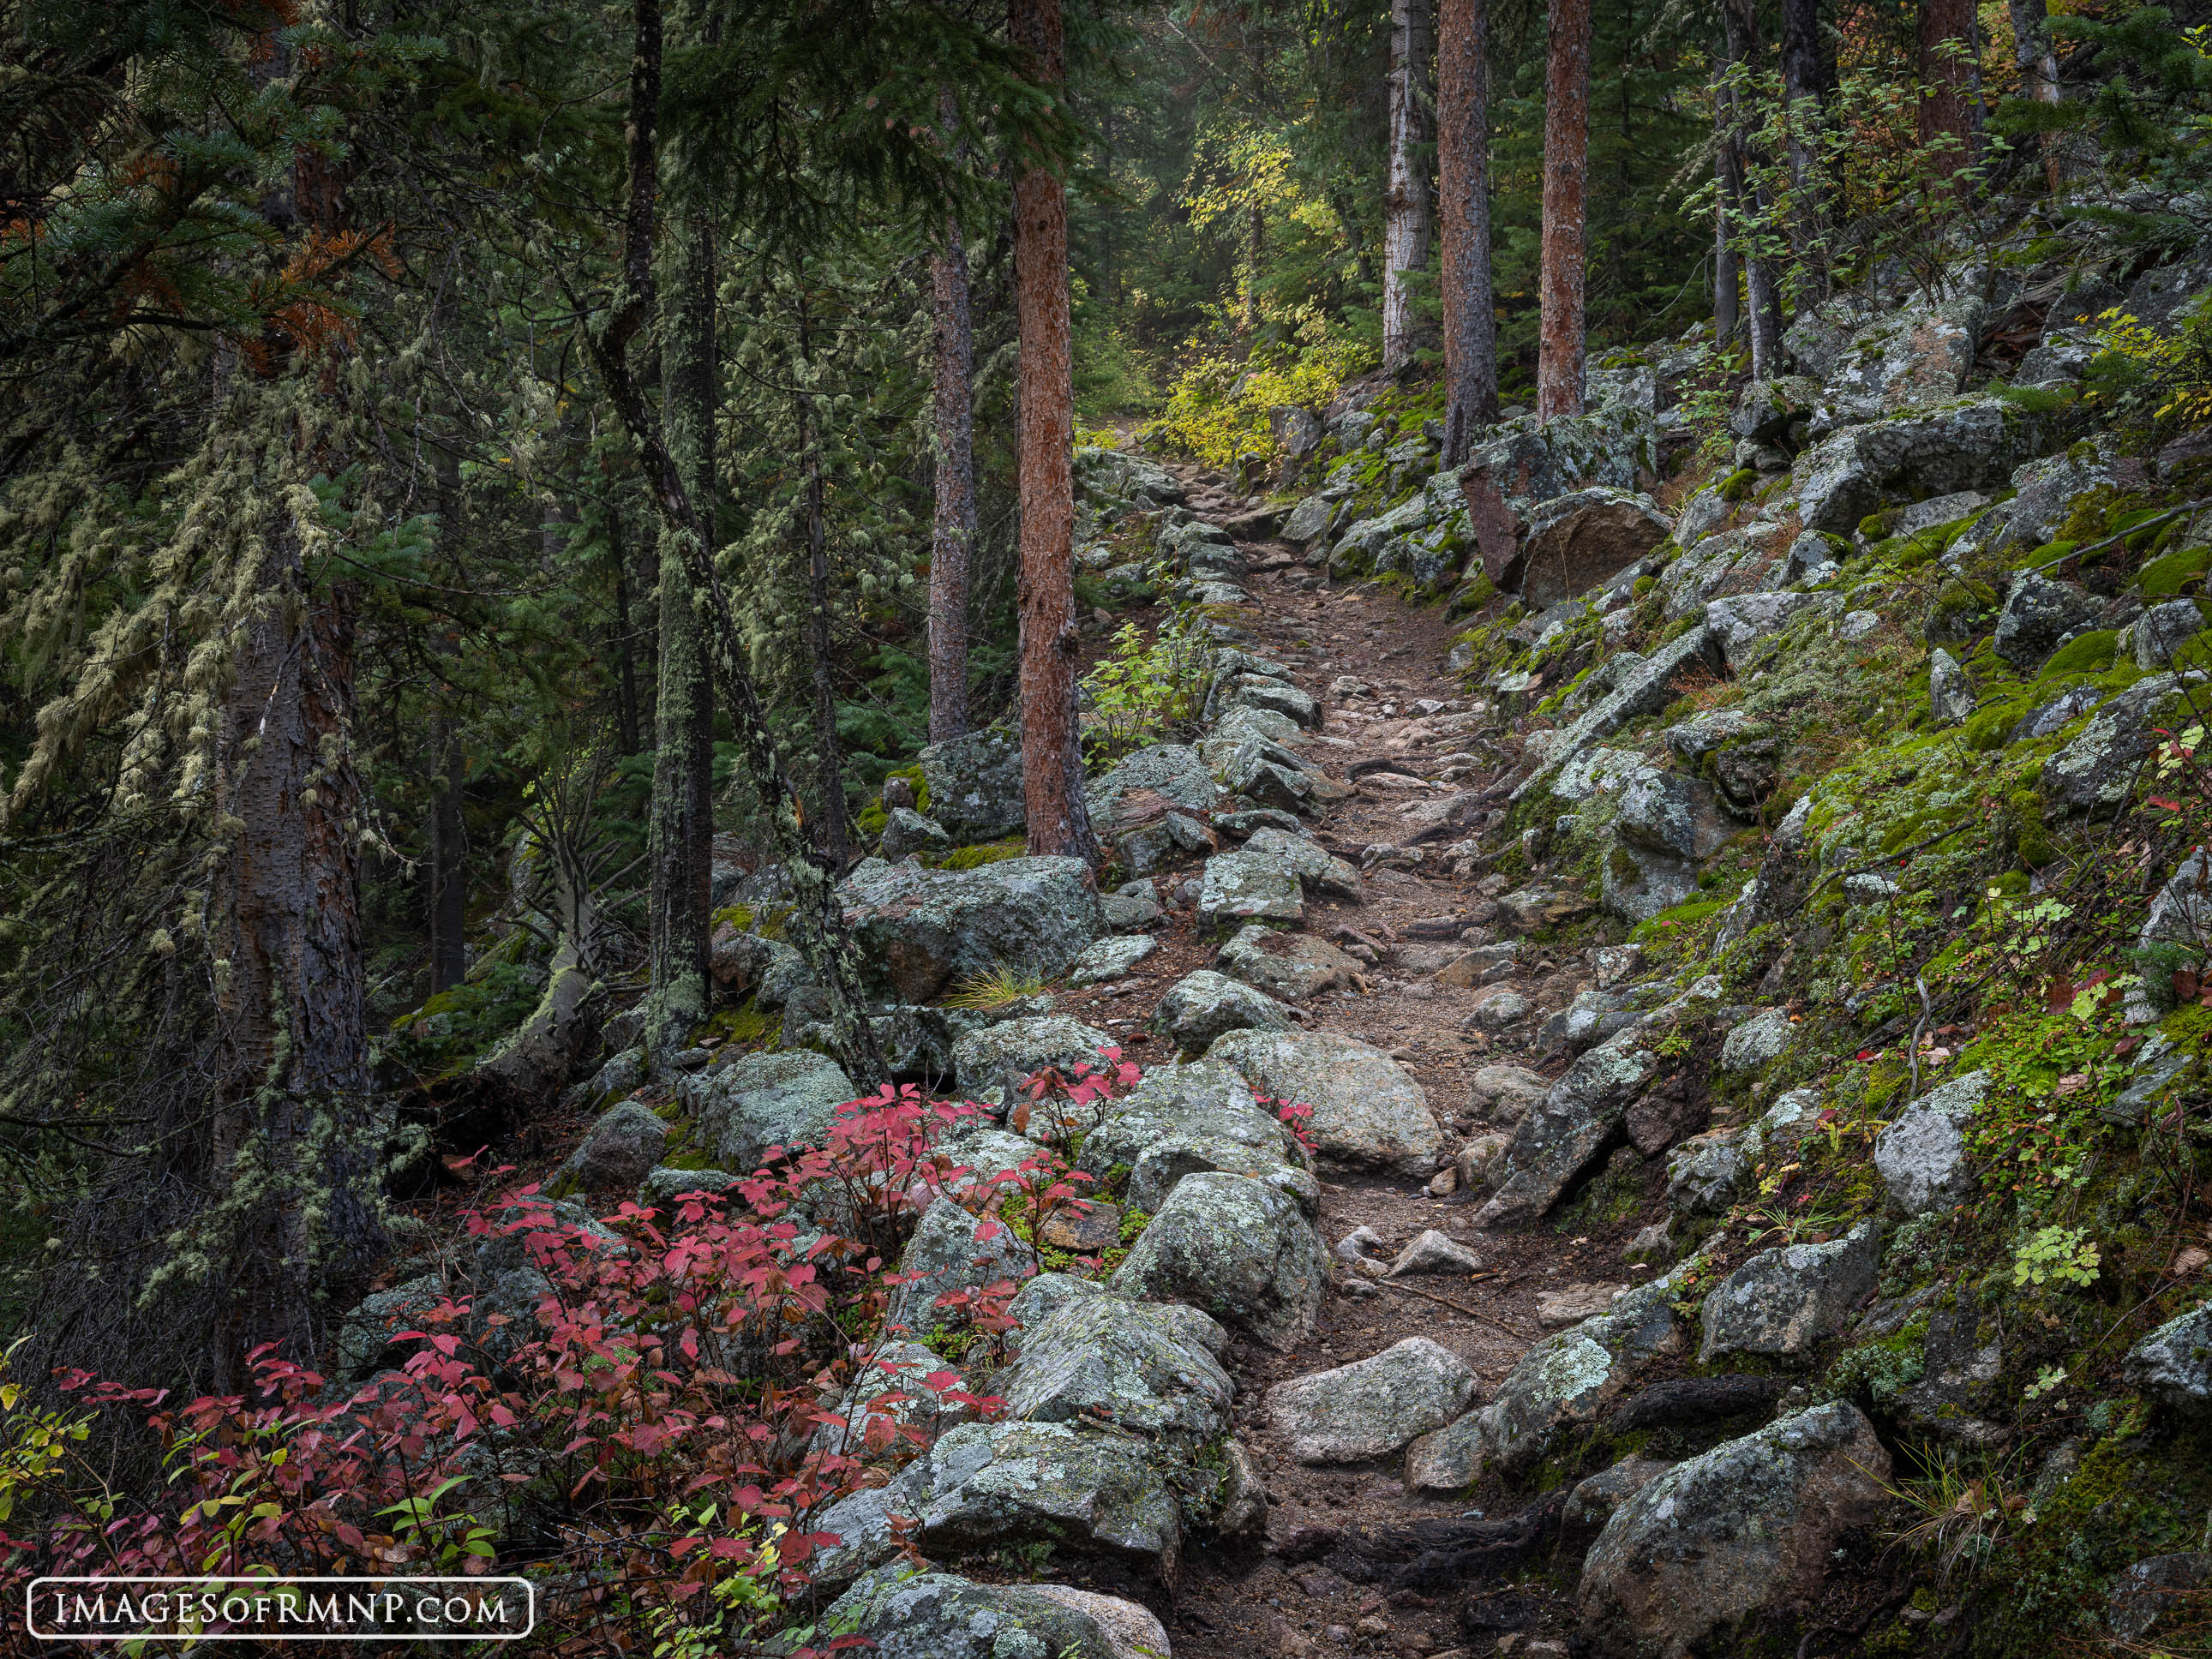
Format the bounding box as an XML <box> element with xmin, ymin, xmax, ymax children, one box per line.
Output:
<box><xmin>1044</xmin><ymin>470</ymin><xmax>1640</xmax><ymax>1659</ymax></box>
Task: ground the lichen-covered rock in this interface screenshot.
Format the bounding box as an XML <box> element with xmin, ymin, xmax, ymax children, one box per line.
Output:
<box><xmin>333</xmin><ymin>1275</ymin><xmax>449</xmax><ymax>1380</ymax></box>
<box><xmin>553</xmin><ymin>1098</ymin><xmax>667</xmax><ymax>1194</ymax></box>
<box><xmin>809</xmin><ymin>1339</ymin><xmax>969</xmax><ymax>1457</ymax></box>
<box><xmin>1266</xmin><ymin>1338</ymin><xmax>1478</xmax><ymax>1464</ymax></box>
<box><xmin>1217</xmin><ymin>924</ymin><xmax>1363</xmax><ymax>1000</ymax></box>
<box><xmin>1929</xmin><ymin>646</ymin><xmax>1975</xmax><ymax>724</ymax></box>
<box><xmin>1003</xmin><ymin>1275</ymin><xmax>1233</xmax><ymax>1446</ymax></box>
<box><xmin>1667</xmin><ymin>1127</ymin><xmax>1756</xmax><ymax>1220</ymax></box>
<box><xmin>1516</xmin><ymin>488</ymin><xmax>1673</xmax><ymax>608</ymax></box>
<box><xmin>2137</xmin><ymin>597</ymin><xmax>2209</xmax><ymax>671</ymax></box>
<box><xmin>1514</xmin><ymin>626</ymin><xmax>1721</xmax><ymax>801</ymax></box>
<box><xmin>1567</xmin><ymin>1455</ymin><xmax>1675</xmax><ymax>1527</ymax></box>
<box><xmin>1280</xmin><ymin>493</ymin><xmax>1334</xmax><ymax>546</ymax></box>
<box><xmin>2124</xmin><ymin>1301</ymin><xmax>2212</xmax><ymax>1412</ymax></box>
<box><xmin>1614</xmin><ymin>769</ymin><xmax>1738</xmax><ymax>865</ymax></box>
<box><xmin>824</xmin><ymin>1567</ymin><xmax>1154</xmax><ymax>1659</ymax></box>
<box><xmin>1705</xmin><ymin>590</ymin><xmax>1839</xmax><ymax>673</ymax></box>
<box><xmin>1718</xmin><ymin>1008</ymin><xmax>1794</xmax><ymax>1073</ymax></box>
<box><xmin>1085</xmin><ymin>743</ymin><xmax>1221</xmax><ymax>826</ymax></box>
<box><xmin>1473</xmin><ymin>1263</ymin><xmax>1696</xmax><ymax>1476</ymax></box>
<box><xmin>1153</xmin><ymin>968</ymin><xmax>1293</xmax><ymax>1051</ymax></box>
<box><xmin>1243</xmin><ymin>826</ymin><xmax>1364</xmax><ymax>900</ymax></box>
<box><xmin>879</xmin><ymin>806</ymin><xmax>953</xmax><ymax>859</ymax></box>
<box><xmin>1076</xmin><ymin>1058</ymin><xmax>1314</xmax><ymax>1216</ymax></box>
<box><xmin>1579</xmin><ymin>1401</ymin><xmax>1891</xmax><ymax>1659</ymax></box>
<box><xmin>884</xmin><ymin>1195</ymin><xmax>1034</xmax><ymax>1339</ymax></box>
<box><xmin>1110</xmin><ymin>1171</ymin><xmax>1327</xmax><ymax>1349</ymax></box>
<box><xmin>1404</xmin><ymin>1410</ymin><xmax>1490</xmax><ymax>1494</ymax></box>
<box><xmin>2040</xmin><ymin>673</ymin><xmax>2184</xmax><ymax>817</ymax></box>
<box><xmin>1873</xmin><ymin>1070</ymin><xmax>1989</xmax><ymax>1215</ymax></box>
<box><xmin>951</xmin><ymin>1015</ymin><xmax>1113</xmax><ymax>1103</ymax></box>
<box><xmin>1223</xmin><ymin>674</ymin><xmax>1321</xmax><ymax>729</ymax></box>
<box><xmin>1474</xmin><ymin>1033</ymin><xmax>1659</xmax><ymax>1229</ymax></box>
<box><xmin>1207</xmin><ymin>1028</ymin><xmax>1441</xmax><ymax>1180</ymax></box>
<box><xmin>1070</xmin><ymin>934</ymin><xmax>1159</xmax><ymax>985</ymax></box>
<box><xmin>1699</xmin><ymin>1222</ymin><xmax>1881</xmax><ymax>1363</ymax></box>
<box><xmin>1993</xmin><ymin>572</ymin><xmax>2100</xmax><ymax>673</ymax></box>
<box><xmin>839</xmin><ymin>855</ymin><xmax>1109</xmax><ymax>1002</ymax></box>
<box><xmin>680</xmin><ymin>1049</ymin><xmax>855</xmax><ymax>1172</ymax></box>
<box><xmin>2108</xmin><ymin>1551</ymin><xmax>2212</xmax><ymax>1644</ymax></box>
<box><xmin>918</xmin><ymin>725</ymin><xmax>1026</xmax><ymax>840</ymax></box>
<box><xmin>1470</xmin><ymin>1063</ymin><xmax>1548</xmax><ymax>1124</ymax></box>
<box><xmin>1795</xmin><ymin>398</ymin><xmax>2030</xmax><ymax>536</ymax></box>
<box><xmin>1196</xmin><ymin>847</ymin><xmax>1305</xmax><ymax>926</ymax></box>
<box><xmin>917</xmin><ymin>1421</ymin><xmax>1184</xmax><ymax>1562</ymax></box>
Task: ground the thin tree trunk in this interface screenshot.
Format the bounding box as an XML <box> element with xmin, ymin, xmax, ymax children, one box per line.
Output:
<box><xmin>646</xmin><ymin>198</ymin><xmax>717</xmax><ymax>1053</ymax></box>
<box><xmin>1720</xmin><ymin>2</ymin><xmax>1783</xmax><ymax>379</ymax></box>
<box><xmin>2007</xmin><ymin>0</ymin><xmax>2063</xmax><ymax>190</ymax></box>
<box><xmin>1010</xmin><ymin>0</ymin><xmax>1098</xmax><ymax>864</ymax></box>
<box><xmin>1244</xmin><ymin>199</ymin><xmax>1265</xmax><ymax>335</ymax></box>
<box><xmin>929</xmin><ymin>213</ymin><xmax>976</xmax><ymax>746</ymax></box>
<box><xmin>1916</xmin><ymin>0</ymin><xmax>1982</xmax><ymax>179</ymax></box>
<box><xmin>610</xmin><ymin>501</ymin><xmax>641</xmax><ymax>756</ymax></box>
<box><xmin>797</xmin><ymin>289</ymin><xmax>849</xmax><ymax>865</ymax></box>
<box><xmin>1714</xmin><ymin>200</ymin><xmax>1741</xmax><ymax>346</ymax></box>
<box><xmin>582</xmin><ymin>0</ymin><xmax>884</xmax><ymax>1079</ymax></box>
<box><xmin>1780</xmin><ymin>0</ymin><xmax>1829</xmax><ymax>291</ymax></box>
<box><xmin>1537</xmin><ymin>0</ymin><xmax>1591</xmax><ymax>422</ymax></box>
<box><xmin>1437</xmin><ymin>0</ymin><xmax>1497</xmax><ymax>466</ymax></box>
<box><xmin>1382</xmin><ymin>0</ymin><xmax>1434</xmax><ymax>375</ymax></box>
<box><xmin>429</xmin><ymin>716</ymin><xmax>468</xmax><ymax>991</ymax></box>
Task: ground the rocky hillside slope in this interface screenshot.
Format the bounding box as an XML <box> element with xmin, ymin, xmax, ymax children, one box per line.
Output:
<box><xmin>348</xmin><ymin>197</ymin><xmax>2212</xmax><ymax>1659</ymax></box>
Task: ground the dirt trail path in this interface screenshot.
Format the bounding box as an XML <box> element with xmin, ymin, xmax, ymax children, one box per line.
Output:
<box><xmin>1051</xmin><ymin>468</ymin><xmax>1637</xmax><ymax>1659</ymax></box>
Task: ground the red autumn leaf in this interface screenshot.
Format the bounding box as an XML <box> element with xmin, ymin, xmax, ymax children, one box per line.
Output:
<box><xmin>2179</xmin><ymin>968</ymin><xmax>2203</xmax><ymax>1003</ymax></box>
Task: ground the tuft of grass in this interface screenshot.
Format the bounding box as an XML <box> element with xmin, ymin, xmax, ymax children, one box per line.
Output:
<box><xmin>942</xmin><ymin>967</ymin><xmax>1046</xmax><ymax>1010</ymax></box>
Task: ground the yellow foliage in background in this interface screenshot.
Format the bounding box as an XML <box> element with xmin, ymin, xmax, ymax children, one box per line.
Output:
<box><xmin>1147</xmin><ymin>336</ymin><xmax>1373</xmax><ymax>472</ymax></box>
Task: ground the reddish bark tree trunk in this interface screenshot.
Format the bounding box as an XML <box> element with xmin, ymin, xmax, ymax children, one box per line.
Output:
<box><xmin>1382</xmin><ymin>0</ymin><xmax>1434</xmax><ymax>375</ymax></box>
<box><xmin>1437</xmin><ymin>0</ymin><xmax>1497</xmax><ymax>465</ymax></box>
<box><xmin>1916</xmin><ymin>0</ymin><xmax>1982</xmax><ymax>178</ymax></box>
<box><xmin>1010</xmin><ymin>0</ymin><xmax>1098</xmax><ymax>863</ymax></box>
<box><xmin>1537</xmin><ymin>0</ymin><xmax>1591</xmax><ymax>423</ymax></box>
<box><xmin>928</xmin><ymin>216</ymin><xmax>976</xmax><ymax>745</ymax></box>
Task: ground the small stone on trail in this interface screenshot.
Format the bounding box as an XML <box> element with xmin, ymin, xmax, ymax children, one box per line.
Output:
<box><xmin>1335</xmin><ymin>1224</ymin><xmax>1388</xmax><ymax>1266</ymax></box>
<box><xmin>1535</xmin><ymin>1282</ymin><xmax>1627</xmax><ymax>1328</ymax></box>
<box><xmin>1039</xmin><ymin>1199</ymin><xmax>1122</xmax><ymax>1253</ymax></box>
<box><xmin>1387</xmin><ymin>1230</ymin><xmax>1484</xmax><ymax>1278</ymax></box>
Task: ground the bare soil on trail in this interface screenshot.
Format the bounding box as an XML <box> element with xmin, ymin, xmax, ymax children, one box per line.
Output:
<box><xmin>1042</xmin><ymin>466</ymin><xmax>1663</xmax><ymax>1659</ymax></box>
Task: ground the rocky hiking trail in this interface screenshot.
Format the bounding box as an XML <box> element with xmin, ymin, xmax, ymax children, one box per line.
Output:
<box><xmin>1024</xmin><ymin>462</ymin><xmax>1734</xmax><ymax>1659</ymax></box>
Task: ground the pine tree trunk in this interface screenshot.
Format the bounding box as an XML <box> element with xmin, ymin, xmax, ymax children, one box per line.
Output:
<box><xmin>429</xmin><ymin>717</ymin><xmax>468</xmax><ymax>992</ymax></box>
<box><xmin>1382</xmin><ymin>0</ymin><xmax>1434</xmax><ymax>375</ymax></box>
<box><xmin>611</xmin><ymin>501</ymin><xmax>642</xmax><ymax>756</ymax></box>
<box><xmin>1780</xmin><ymin>0</ymin><xmax>1831</xmax><ymax>290</ymax></box>
<box><xmin>583</xmin><ymin>0</ymin><xmax>884</xmax><ymax>1079</ymax></box>
<box><xmin>210</xmin><ymin>536</ymin><xmax>383</xmax><ymax>1387</ymax></box>
<box><xmin>1537</xmin><ymin>0</ymin><xmax>1591</xmax><ymax>422</ymax></box>
<box><xmin>797</xmin><ymin>290</ymin><xmax>849</xmax><ymax>865</ymax></box>
<box><xmin>1714</xmin><ymin>199</ymin><xmax>1741</xmax><ymax>345</ymax></box>
<box><xmin>646</xmin><ymin>203</ymin><xmax>717</xmax><ymax>1053</ymax></box>
<box><xmin>1916</xmin><ymin>0</ymin><xmax>1983</xmax><ymax>178</ymax></box>
<box><xmin>1010</xmin><ymin>0</ymin><xmax>1099</xmax><ymax>864</ymax></box>
<box><xmin>2006</xmin><ymin>0</ymin><xmax>2063</xmax><ymax>189</ymax></box>
<box><xmin>928</xmin><ymin>216</ymin><xmax>976</xmax><ymax>746</ymax></box>
<box><xmin>1244</xmin><ymin>199</ymin><xmax>1265</xmax><ymax>334</ymax></box>
<box><xmin>1437</xmin><ymin>0</ymin><xmax>1497</xmax><ymax>466</ymax></box>
<box><xmin>1719</xmin><ymin>3</ymin><xmax>1784</xmax><ymax>379</ymax></box>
